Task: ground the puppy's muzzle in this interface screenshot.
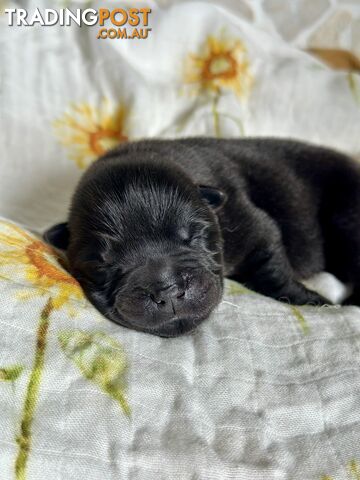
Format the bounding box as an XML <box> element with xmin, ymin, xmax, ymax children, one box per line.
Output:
<box><xmin>135</xmin><ymin>258</ymin><xmax>188</xmax><ymax>314</ymax></box>
<box><xmin>114</xmin><ymin>256</ymin><xmax>221</xmax><ymax>336</ymax></box>
<box><xmin>149</xmin><ymin>282</ymin><xmax>186</xmax><ymax>309</ymax></box>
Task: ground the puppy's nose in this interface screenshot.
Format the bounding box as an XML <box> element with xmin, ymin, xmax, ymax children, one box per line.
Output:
<box><xmin>150</xmin><ymin>284</ymin><xmax>186</xmax><ymax>305</ymax></box>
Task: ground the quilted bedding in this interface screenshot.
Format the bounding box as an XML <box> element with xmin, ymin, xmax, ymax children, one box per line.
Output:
<box><xmin>1</xmin><ymin>1</ymin><xmax>360</xmax><ymax>479</ymax></box>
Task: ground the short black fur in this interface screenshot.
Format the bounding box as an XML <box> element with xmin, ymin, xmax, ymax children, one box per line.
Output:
<box><xmin>45</xmin><ymin>138</ymin><xmax>360</xmax><ymax>336</ymax></box>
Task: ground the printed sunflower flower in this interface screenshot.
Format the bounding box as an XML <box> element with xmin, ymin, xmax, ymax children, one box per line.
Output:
<box><xmin>183</xmin><ymin>34</ymin><xmax>253</xmax><ymax>137</ymax></box>
<box><xmin>184</xmin><ymin>35</ymin><xmax>253</xmax><ymax>99</ymax></box>
<box><xmin>53</xmin><ymin>99</ymin><xmax>129</xmax><ymax>169</ymax></box>
<box><xmin>0</xmin><ymin>222</ymin><xmax>130</xmax><ymax>478</ymax></box>
<box><xmin>0</xmin><ymin>220</ymin><xmax>85</xmax><ymax>480</ymax></box>
<box><xmin>0</xmin><ymin>221</ymin><xmax>83</xmax><ymax>309</ymax></box>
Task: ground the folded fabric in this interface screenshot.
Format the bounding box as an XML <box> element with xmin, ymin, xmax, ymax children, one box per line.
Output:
<box><xmin>1</xmin><ymin>219</ymin><xmax>360</xmax><ymax>479</ymax></box>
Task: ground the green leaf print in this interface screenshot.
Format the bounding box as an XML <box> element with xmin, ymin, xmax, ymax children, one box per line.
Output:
<box><xmin>0</xmin><ymin>365</ymin><xmax>24</xmax><ymax>382</ymax></box>
<box><xmin>321</xmin><ymin>459</ymin><xmax>360</xmax><ymax>480</ymax></box>
<box><xmin>15</xmin><ymin>298</ymin><xmax>53</xmax><ymax>480</ymax></box>
<box><xmin>226</xmin><ymin>280</ymin><xmax>251</xmax><ymax>296</ymax></box>
<box><xmin>291</xmin><ymin>306</ymin><xmax>310</xmax><ymax>335</ymax></box>
<box><xmin>58</xmin><ymin>330</ymin><xmax>130</xmax><ymax>416</ymax></box>
<box><xmin>349</xmin><ymin>460</ymin><xmax>360</xmax><ymax>480</ymax></box>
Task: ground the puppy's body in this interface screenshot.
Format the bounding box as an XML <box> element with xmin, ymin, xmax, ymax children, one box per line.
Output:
<box><xmin>46</xmin><ymin>138</ymin><xmax>360</xmax><ymax>336</ymax></box>
<box><xmin>162</xmin><ymin>138</ymin><xmax>360</xmax><ymax>303</ymax></box>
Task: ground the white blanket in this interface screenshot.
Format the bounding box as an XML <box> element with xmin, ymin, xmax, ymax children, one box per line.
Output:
<box><xmin>1</xmin><ymin>1</ymin><xmax>360</xmax><ymax>479</ymax></box>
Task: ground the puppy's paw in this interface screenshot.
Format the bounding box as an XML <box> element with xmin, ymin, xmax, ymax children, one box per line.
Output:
<box><xmin>301</xmin><ymin>290</ymin><xmax>332</xmax><ymax>306</ymax></box>
<box><xmin>278</xmin><ymin>287</ymin><xmax>331</xmax><ymax>307</ymax></box>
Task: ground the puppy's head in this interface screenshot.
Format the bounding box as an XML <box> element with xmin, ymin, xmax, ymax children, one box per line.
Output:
<box><xmin>45</xmin><ymin>158</ymin><xmax>225</xmax><ymax>337</ymax></box>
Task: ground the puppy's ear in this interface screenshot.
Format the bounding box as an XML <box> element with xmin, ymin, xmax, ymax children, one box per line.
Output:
<box><xmin>43</xmin><ymin>222</ymin><xmax>70</xmax><ymax>250</ymax></box>
<box><xmin>198</xmin><ymin>186</ymin><xmax>227</xmax><ymax>211</ymax></box>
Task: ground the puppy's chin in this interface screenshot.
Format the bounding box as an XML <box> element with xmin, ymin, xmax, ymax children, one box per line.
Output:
<box><xmin>108</xmin><ymin>312</ymin><xmax>209</xmax><ymax>338</ymax></box>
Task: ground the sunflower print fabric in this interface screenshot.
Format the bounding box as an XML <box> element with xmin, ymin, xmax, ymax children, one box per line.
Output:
<box><xmin>2</xmin><ymin>1</ymin><xmax>360</xmax><ymax>479</ymax></box>
<box><xmin>183</xmin><ymin>32</ymin><xmax>253</xmax><ymax>137</ymax></box>
<box><xmin>0</xmin><ymin>221</ymin><xmax>130</xmax><ymax>480</ymax></box>
<box><xmin>53</xmin><ymin>99</ymin><xmax>129</xmax><ymax>169</ymax></box>
<box><xmin>184</xmin><ymin>34</ymin><xmax>253</xmax><ymax>99</ymax></box>
<box><xmin>58</xmin><ymin>330</ymin><xmax>130</xmax><ymax>415</ymax></box>
<box><xmin>0</xmin><ymin>222</ymin><xmax>83</xmax><ymax>309</ymax></box>
<box><xmin>1</xmin><ymin>218</ymin><xmax>360</xmax><ymax>480</ymax></box>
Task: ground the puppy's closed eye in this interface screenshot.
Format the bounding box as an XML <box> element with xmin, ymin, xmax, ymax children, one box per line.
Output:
<box><xmin>178</xmin><ymin>227</ymin><xmax>191</xmax><ymax>243</ymax></box>
<box><xmin>177</xmin><ymin>225</ymin><xmax>206</xmax><ymax>246</ymax></box>
<box><xmin>78</xmin><ymin>261</ymin><xmax>109</xmax><ymax>284</ymax></box>
<box><xmin>72</xmin><ymin>245</ymin><xmax>111</xmax><ymax>284</ymax></box>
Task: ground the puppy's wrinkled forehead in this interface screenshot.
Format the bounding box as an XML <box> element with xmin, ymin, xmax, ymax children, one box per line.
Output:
<box><xmin>66</xmin><ymin>157</ymin><xmax>225</xmax><ymax>278</ymax></box>
<box><xmin>84</xmin><ymin>162</ymin><xmax>209</xmax><ymax>240</ymax></box>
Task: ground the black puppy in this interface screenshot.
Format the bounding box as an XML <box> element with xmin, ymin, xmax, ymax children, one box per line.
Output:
<box><xmin>45</xmin><ymin>138</ymin><xmax>360</xmax><ymax>337</ymax></box>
